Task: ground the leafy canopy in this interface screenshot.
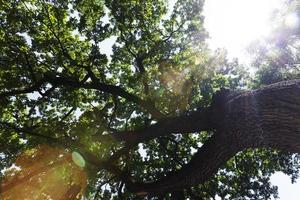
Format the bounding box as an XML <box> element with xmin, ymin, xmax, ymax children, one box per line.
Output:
<box><xmin>0</xmin><ymin>0</ymin><xmax>300</xmax><ymax>199</ymax></box>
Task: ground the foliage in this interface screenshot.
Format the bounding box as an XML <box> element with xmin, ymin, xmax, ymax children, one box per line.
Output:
<box><xmin>249</xmin><ymin>0</ymin><xmax>300</xmax><ymax>86</ymax></box>
<box><xmin>0</xmin><ymin>0</ymin><xmax>300</xmax><ymax>199</ymax></box>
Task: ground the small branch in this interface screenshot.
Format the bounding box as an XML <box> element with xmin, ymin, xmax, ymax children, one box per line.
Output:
<box><xmin>0</xmin><ymin>121</ymin><xmax>57</xmax><ymax>141</ymax></box>
<box><xmin>0</xmin><ymin>78</ymin><xmax>47</xmax><ymax>98</ymax></box>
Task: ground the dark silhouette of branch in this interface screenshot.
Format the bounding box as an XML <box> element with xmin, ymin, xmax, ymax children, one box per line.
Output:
<box><xmin>95</xmin><ymin>107</ymin><xmax>214</xmax><ymax>145</ymax></box>
<box><xmin>0</xmin><ymin>73</ymin><xmax>165</xmax><ymax>119</ymax></box>
<box><xmin>121</xmin><ymin>79</ymin><xmax>300</xmax><ymax>195</ymax></box>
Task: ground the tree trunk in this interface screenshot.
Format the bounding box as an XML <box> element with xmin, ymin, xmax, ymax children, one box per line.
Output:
<box><xmin>126</xmin><ymin>79</ymin><xmax>300</xmax><ymax>195</ymax></box>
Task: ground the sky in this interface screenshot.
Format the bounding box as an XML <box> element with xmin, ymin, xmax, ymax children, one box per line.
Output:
<box><xmin>203</xmin><ymin>0</ymin><xmax>281</xmax><ymax>61</ymax></box>
<box><xmin>203</xmin><ymin>0</ymin><xmax>300</xmax><ymax>199</ymax></box>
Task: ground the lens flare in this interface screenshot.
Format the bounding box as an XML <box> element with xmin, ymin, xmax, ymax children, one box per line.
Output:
<box><xmin>160</xmin><ymin>67</ymin><xmax>191</xmax><ymax>95</ymax></box>
<box><xmin>72</xmin><ymin>151</ymin><xmax>85</xmax><ymax>168</ymax></box>
<box><xmin>1</xmin><ymin>145</ymin><xmax>87</xmax><ymax>200</ymax></box>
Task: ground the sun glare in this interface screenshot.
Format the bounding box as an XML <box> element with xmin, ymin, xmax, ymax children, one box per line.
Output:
<box><xmin>1</xmin><ymin>145</ymin><xmax>87</xmax><ymax>200</ymax></box>
<box><xmin>285</xmin><ymin>12</ymin><xmax>300</xmax><ymax>28</ymax></box>
<box><xmin>204</xmin><ymin>0</ymin><xmax>282</xmax><ymax>59</ymax></box>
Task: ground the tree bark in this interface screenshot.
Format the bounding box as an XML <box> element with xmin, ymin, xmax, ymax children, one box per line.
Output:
<box><xmin>125</xmin><ymin>79</ymin><xmax>300</xmax><ymax>195</ymax></box>
<box><xmin>96</xmin><ymin>107</ymin><xmax>214</xmax><ymax>145</ymax></box>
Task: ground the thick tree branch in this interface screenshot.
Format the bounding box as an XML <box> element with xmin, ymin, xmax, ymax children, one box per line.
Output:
<box><xmin>126</xmin><ymin>132</ymin><xmax>239</xmax><ymax>195</ymax></box>
<box><xmin>0</xmin><ymin>73</ymin><xmax>164</xmax><ymax>119</ymax></box>
<box><xmin>97</xmin><ymin>107</ymin><xmax>214</xmax><ymax>145</ymax></box>
<box><xmin>44</xmin><ymin>74</ymin><xmax>165</xmax><ymax>118</ymax></box>
<box><xmin>123</xmin><ymin>79</ymin><xmax>300</xmax><ymax>195</ymax></box>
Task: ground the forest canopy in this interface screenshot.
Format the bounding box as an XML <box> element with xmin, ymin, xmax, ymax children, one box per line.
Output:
<box><xmin>0</xmin><ymin>0</ymin><xmax>300</xmax><ymax>199</ymax></box>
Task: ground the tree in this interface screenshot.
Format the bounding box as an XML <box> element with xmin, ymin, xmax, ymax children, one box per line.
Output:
<box><xmin>249</xmin><ymin>0</ymin><xmax>300</xmax><ymax>86</ymax></box>
<box><xmin>1</xmin><ymin>0</ymin><xmax>300</xmax><ymax>199</ymax></box>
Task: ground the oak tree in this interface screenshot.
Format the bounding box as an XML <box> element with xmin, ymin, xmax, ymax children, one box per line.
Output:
<box><xmin>1</xmin><ymin>0</ymin><xmax>300</xmax><ymax>199</ymax></box>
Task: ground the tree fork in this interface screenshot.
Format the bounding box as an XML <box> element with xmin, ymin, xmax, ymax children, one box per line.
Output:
<box><xmin>125</xmin><ymin>79</ymin><xmax>300</xmax><ymax>195</ymax></box>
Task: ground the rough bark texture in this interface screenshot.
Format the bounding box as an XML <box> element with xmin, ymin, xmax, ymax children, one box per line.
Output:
<box><xmin>126</xmin><ymin>79</ymin><xmax>300</xmax><ymax>195</ymax></box>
